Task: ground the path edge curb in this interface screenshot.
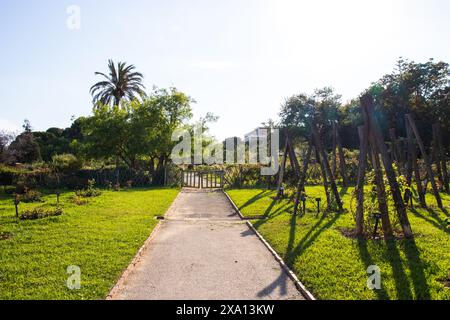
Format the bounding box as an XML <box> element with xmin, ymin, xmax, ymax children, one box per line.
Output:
<box><xmin>106</xmin><ymin>190</ymin><xmax>182</xmax><ymax>300</ymax></box>
<box><xmin>222</xmin><ymin>190</ymin><xmax>317</xmax><ymax>301</ymax></box>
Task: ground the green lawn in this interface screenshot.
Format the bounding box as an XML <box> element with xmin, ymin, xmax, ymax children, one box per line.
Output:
<box><xmin>227</xmin><ymin>187</ymin><xmax>450</xmax><ymax>300</ymax></box>
<box><xmin>0</xmin><ymin>188</ymin><xmax>179</xmax><ymax>300</ymax></box>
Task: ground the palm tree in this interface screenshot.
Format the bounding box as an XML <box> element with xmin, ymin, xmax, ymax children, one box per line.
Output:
<box><xmin>90</xmin><ymin>60</ymin><xmax>145</xmax><ymax>107</ymax></box>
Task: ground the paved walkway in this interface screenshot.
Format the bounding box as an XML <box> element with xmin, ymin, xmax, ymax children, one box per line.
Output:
<box><xmin>111</xmin><ymin>189</ymin><xmax>305</xmax><ymax>300</ymax></box>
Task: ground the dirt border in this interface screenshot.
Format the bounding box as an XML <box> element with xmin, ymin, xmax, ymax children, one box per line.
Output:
<box><xmin>223</xmin><ymin>190</ymin><xmax>317</xmax><ymax>301</ymax></box>
<box><xmin>106</xmin><ymin>191</ymin><xmax>182</xmax><ymax>300</ymax></box>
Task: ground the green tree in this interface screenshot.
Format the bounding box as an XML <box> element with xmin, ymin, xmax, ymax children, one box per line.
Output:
<box><xmin>9</xmin><ymin>121</ymin><xmax>41</xmax><ymax>164</ymax></box>
<box><xmin>279</xmin><ymin>87</ymin><xmax>342</xmax><ymax>146</ymax></box>
<box><xmin>90</xmin><ymin>60</ymin><xmax>145</xmax><ymax>107</ymax></box>
<box><xmin>81</xmin><ymin>87</ymin><xmax>193</xmax><ymax>179</ymax></box>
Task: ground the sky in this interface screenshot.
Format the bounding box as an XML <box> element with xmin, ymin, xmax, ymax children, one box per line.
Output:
<box><xmin>0</xmin><ymin>0</ymin><xmax>449</xmax><ymax>140</ymax></box>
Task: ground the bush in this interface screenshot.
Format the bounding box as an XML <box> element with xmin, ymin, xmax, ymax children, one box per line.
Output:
<box><xmin>51</xmin><ymin>154</ymin><xmax>82</xmax><ymax>175</ymax></box>
<box><xmin>17</xmin><ymin>188</ymin><xmax>43</xmax><ymax>203</ymax></box>
<box><xmin>20</xmin><ymin>207</ymin><xmax>63</xmax><ymax>220</ymax></box>
<box><xmin>72</xmin><ymin>195</ymin><xmax>89</xmax><ymax>206</ymax></box>
<box><xmin>75</xmin><ymin>179</ymin><xmax>102</xmax><ymax>198</ymax></box>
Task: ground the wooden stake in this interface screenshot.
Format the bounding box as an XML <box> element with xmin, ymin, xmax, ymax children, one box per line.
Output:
<box><xmin>405</xmin><ymin>119</ymin><xmax>426</xmax><ymax>207</ymax></box>
<box><xmin>389</xmin><ymin>128</ymin><xmax>404</xmax><ymax>176</ymax></box>
<box><xmin>433</xmin><ymin>123</ymin><xmax>449</xmax><ymax>193</ymax></box>
<box><xmin>315</xmin><ymin>146</ymin><xmax>331</xmax><ymax>207</ymax></box>
<box><xmin>335</xmin><ymin>122</ymin><xmax>349</xmax><ymax>187</ymax></box>
<box><xmin>311</xmin><ymin>124</ymin><xmax>343</xmax><ymax>211</ymax></box>
<box><xmin>276</xmin><ymin>138</ymin><xmax>289</xmax><ymax>196</ymax></box>
<box><xmin>361</xmin><ymin>95</ymin><xmax>413</xmax><ymax>238</ymax></box>
<box><xmin>332</xmin><ymin>123</ymin><xmax>338</xmax><ymax>177</ymax></box>
<box><xmin>355</xmin><ymin>125</ymin><xmax>369</xmax><ymax>237</ymax></box>
<box><xmin>293</xmin><ymin>138</ymin><xmax>313</xmax><ymax>215</ymax></box>
<box><xmin>369</xmin><ymin>136</ymin><xmax>394</xmax><ymax>239</ymax></box>
<box><xmin>406</xmin><ymin>114</ymin><xmax>443</xmax><ymax>209</ymax></box>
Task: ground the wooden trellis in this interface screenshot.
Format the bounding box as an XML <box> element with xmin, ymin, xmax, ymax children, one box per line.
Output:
<box><xmin>355</xmin><ymin>94</ymin><xmax>413</xmax><ymax>239</ymax></box>
<box><xmin>292</xmin><ymin>122</ymin><xmax>343</xmax><ymax>215</ymax></box>
<box><xmin>405</xmin><ymin>114</ymin><xmax>443</xmax><ymax>209</ymax></box>
<box><xmin>276</xmin><ymin>132</ymin><xmax>301</xmax><ymax>198</ymax></box>
<box><xmin>432</xmin><ymin>123</ymin><xmax>449</xmax><ymax>193</ymax></box>
<box><xmin>331</xmin><ymin>121</ymin><xmax>349</xmax><ymax>187</ymax></box>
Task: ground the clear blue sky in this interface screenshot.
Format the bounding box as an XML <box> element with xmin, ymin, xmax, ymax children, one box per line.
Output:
<box><xmin>0</xmin><ymin>0</ymin><xmax>449</xmax><ymax>140</ymax></box>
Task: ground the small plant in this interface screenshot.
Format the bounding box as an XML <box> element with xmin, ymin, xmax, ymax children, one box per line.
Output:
<box><xmin>72</xmin><ymin>195</ymin><xmax>89</xmax><ymax>206</ymax></box>
<box><xmin>20</xmin><ymin>207</ymin><xmax>63</xmax><ymax>220</ymax></box>
<box><xmin>75</xmin><ymin>179</ymin><xmax>102</xmax><ymax>198</ymax></box>
<box><xmin>18</xmin><ymin>188</ymin><xmax>43</xmax><ymax>203</ymax></box>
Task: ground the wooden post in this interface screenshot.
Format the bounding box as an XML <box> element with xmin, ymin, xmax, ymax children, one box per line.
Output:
<box><xmin>288</xmin><ymin>141</ymin><xmax>301</xmax><ymax>178</ymax></box>
<box><xmin>389</xmin><ymin>128</ymin><xmax>403</xmax><ymax>176</ymax></box>
<box><xmin>335</xmin><ymin>123</ymin><xmax>349</xmax><ymax>187</ymax></box>
<box><xmin>311</xmin><ymin>124</ymin><xmax>343</xmax><ymax>211</ymax></box>
<box><xmin>405</xmin><ymin>119</ymin><xmax>426</xmax><ymax>207</ymax></box>
<box><xmin>355</xmin><ymin>125</ymin><xmax>369</xmax><ymax>237</ymax></box>
<box><xmin>315</xmin><ymin>146</ymin><xmax>331</xmax><ymax>207</ymax></box>
<box><xmin>433</xmin><ymin>123</ymin><xmax>449</xmax><ymax>193</ymax></box>
<box><xmin>431</xmin><ymin>139</ymin><xmax>444</xmax><ymax>189</ymax></box>
<box><xmin>368</xmin><ymin>138</ymin><xmax>394</xmax><ymax>239</ymax></box>
<box><xmin>361</xmin><ymin>95</ymin><xmax>413</xmax><ymax>238</ymax></box>
<box><xmin>277</xmin><ymin>138</ymin><xmax>289</xmax><ymax>196</ymax></box>
<box><xmin>14</xmin><ymin>195</ymin><xmax>20</xmax><ymax>219</ymax></box>
<box><xmin>406</xmin><ymin>114</ymin><xmax>443</xmax><ymax>209</ymax></box>
<box><xmin>332</xmin><ymin>123</ymin><xmax>338</xmax><ymax>178</ymax></box>
<box><xmin>293</xmin><ymin>138</ymin><xmax>313</xmax><ymax>215</ymax></box>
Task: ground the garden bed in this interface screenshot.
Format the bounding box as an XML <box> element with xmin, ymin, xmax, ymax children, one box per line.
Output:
<box><xmin>227</xmin><ymin>186</ymin><xmax>450</xmax><ymax>300</ymax></box>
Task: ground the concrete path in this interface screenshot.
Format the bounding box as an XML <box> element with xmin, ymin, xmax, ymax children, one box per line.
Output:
<box><xmin>111</xmin><ymin>189</ymin><xmax>305</xmax><ymax>300</ymax></box>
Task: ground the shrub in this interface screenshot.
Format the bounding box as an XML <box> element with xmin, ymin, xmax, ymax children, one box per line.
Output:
<box><xmin>72</xmin><ymin>195</ymin><xmax>89</xmax><ymax>206</ymax></box>
<box><xmin>17</xmin><ymin>188</ymin><xmax>43</xmax><ymax>203</ymax></box>
<box><xmin>51</xmin><ymin>154</ymin><xmax>82</xmax><ymax>175</ymax></box>
<box><xmin>75</xmin><ymin>179</ymin><xmax>102</xmax><ymax>198</ymax></box>
<box><xmin>20</xmin><ymin>207</ymin><xmax>63</xmax><ymax>220</ymax></box>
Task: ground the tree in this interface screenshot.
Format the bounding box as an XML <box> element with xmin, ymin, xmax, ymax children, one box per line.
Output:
<box><xmin>9</xmin><ymin>121</ymin><xmax>41</xmax><ymax>164</ymax></box>
<box><xmin>0</xmin><ymin>131</ymin><xmax>15</xmax><ymax>164</ymax></box>
<box><xmin>278</xmin><ymin>87</ymin><xmax>342</xmax><ymax>147</ymax></box>
<box><xmin>90</xmin><ymin>60</ymin><xmax>145</xmax><ymax>107</ymax></box>
<box><xmin>81</xmin><ymin>87</ymin><xmax>193</xmax><ymax>178</ymax></box>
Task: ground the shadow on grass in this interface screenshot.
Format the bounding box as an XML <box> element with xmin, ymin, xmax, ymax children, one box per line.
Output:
<box><xmin>410</xmin><ymin>208</ymin><xmax>449</xmax><ymax>234</ymax></box>
<box><xmin>357</xmin><ymin>239</ymin><xmax>399</xmax><ymax>300</ymax></box>
<box><xmin>286</xmin><ymin>214</ymin><xmax>340</xmax><ymax>264</ymax></box>
<box><xmin>237</xmin><ymin>190</ymin><xmax>272</xmax><ymax>212</ymax></box>
<box><xmin>357</xmin><ymin>237</ymin><xmax>431</xmax><ymax>300</ymax></box>
<box><xmin>402</xmin><ymin>238</ymin><xmax>431</xmax><ymax>300</ymax></box>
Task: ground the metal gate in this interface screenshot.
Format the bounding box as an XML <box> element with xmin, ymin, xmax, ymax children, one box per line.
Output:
<box><xmin>182</xmin><ymin>170</ymin><xmax>224</xmax><ymax>189</ymax></box>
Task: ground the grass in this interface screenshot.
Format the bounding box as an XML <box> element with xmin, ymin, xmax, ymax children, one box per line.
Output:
<box><xmin>226</xmin><ymin>186</ymin><xmax>450</xmax><ymax>300</ymax></box>
<box><xmin>0</xmin><ymin>187</ymin><xmax>179</xmax><ymax>300</ymax></box>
